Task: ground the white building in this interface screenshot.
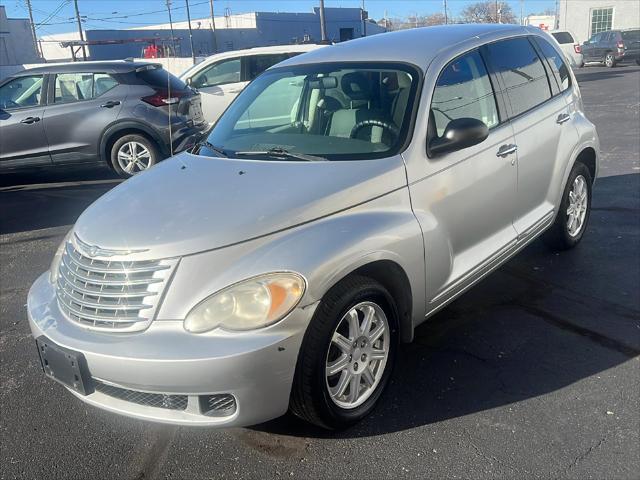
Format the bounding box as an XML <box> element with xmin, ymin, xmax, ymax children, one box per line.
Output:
<box><xmin>558</xmin><ymin>0</ymin><xmax>640</xmax><ymax>43</ymax></box>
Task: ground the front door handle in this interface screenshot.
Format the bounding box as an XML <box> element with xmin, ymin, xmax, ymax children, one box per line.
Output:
<box><xmin>496</xmin><ymin>144</ymin><xmax>518</xmax><ymax>158</ymax></box>
<box><xmin>100</xmin><ymin>100</ymin><xmax>121</xmax><ymax>108</ymax></box>
<box><xmin>556</xmin><ymin>113</ymin><xmax>571</xmax><ymax>124</ymax></box>
<box><xmin>20</xmin><ymin>116</ymin><xmax>40</xmax><ymax>124</ymax></box>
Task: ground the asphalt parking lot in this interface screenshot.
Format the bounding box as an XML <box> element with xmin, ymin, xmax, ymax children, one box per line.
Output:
<box><xmin>1</xmin><ymin>64</ymin><xmax>639</xmax><ymax>480</ymax></box>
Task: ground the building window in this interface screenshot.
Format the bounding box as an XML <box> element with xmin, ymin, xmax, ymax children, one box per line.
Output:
<box><xmin>591</xmin><ymin>7</ymin><xmax>614</xmax><ymax>35</ymax></box>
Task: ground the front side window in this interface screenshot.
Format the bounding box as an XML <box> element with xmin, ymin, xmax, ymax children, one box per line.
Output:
<box><xmin>486</xmin><ymin>38</ymin><xmax>551</xmax><ymax>117</ymax></box>
<box><xmin>591</xmin><ymin>8</ymin><xmax>614</xmax><ymax>35</ymax></box>
<box><xmin>203</xmin><ymin>62</ymin><xmax>420</xmax><ymax>161</ymax></box>
<box><xmin>0</xmin><ymin>75</ymin><xmax>43</xmax><ymax>109</ymax></box>
<box><xmin>431</xmin><ymin>50</ymin><xmax>499</xmax><ymax>137</ymax></box>
<box><xmin>535</xmin><ymin>37</ymin><xmax>571</xmax><ymax>93</ymax></box>
<box><xmin>192</xmin><ymin>58</ymin><xmax>241</xmax><ymax>88</ymax></box>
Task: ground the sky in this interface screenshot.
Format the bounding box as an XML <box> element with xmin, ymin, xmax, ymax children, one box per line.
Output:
<box><xmin>2</xmin><ymin>0</ymin><xmax>557</xmax><ymax>37</ymax></box>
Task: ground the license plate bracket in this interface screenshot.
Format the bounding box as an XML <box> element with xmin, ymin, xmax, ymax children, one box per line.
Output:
<box><xmin>36</xmin><ymin>337</ymin><xmax>93</xmax><ymax>395</ymax></box>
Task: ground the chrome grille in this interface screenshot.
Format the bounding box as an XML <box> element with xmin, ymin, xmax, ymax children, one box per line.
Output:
<box><xmin>56</xmin><ymin>239</ymin><xmax>176</xmax><ymax>332</ymax></box>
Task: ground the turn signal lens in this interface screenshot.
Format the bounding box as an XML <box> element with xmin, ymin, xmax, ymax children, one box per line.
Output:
<box><xmin>184</xmin><ymin>273</ymin><xmax>306</xmax><ymax>333</ymax></box>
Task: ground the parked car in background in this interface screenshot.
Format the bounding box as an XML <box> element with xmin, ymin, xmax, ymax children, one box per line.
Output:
<box><xmin>28</xmin><ymin>24</ymin><xmax>598</xmax><ymax>430</ymax></box>
<box><xmin>0</xmin><ymin>61</ymin><xmax>206</xmax><ymax>177</ymax></box>
<box><xmin>550</xmin><ymin>30</ymin><xmax>584</xmax><ymax>67</ymax></box>
<box><xmin>581</xmin><ymin>28</ymin><xmax>640</xmax><ymax>67</ymax></box>
<box><xmin>179</xmin><ymin>44</ymin><xmax>326</xmax><ymax>124</ymax></box>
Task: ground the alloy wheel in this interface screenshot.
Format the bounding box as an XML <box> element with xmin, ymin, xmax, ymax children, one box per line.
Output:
<box><xmin>325</xmin><ymin>301</ymin><xmax>390</xmax><ymax>409</ymax></box>
<box><xmin>567</xmin><ymin>174</ymin><xmax>588</xmax><ymax>237</ymax></box>
<box><xmin>117</xmin><ymin>141</ymin><xmax>152</xmax><ymax>175</ymax></box>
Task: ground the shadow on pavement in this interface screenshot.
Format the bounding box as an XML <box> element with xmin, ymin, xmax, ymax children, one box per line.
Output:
<box><xmin>575</xmin><ymin>64</ymin><xmax>640</xmax><ymax>82</ymax></box>
<box><xmin>253</xmin><ymin>173</ymin><xmax>640</xmax><ymax>439</ymax></box>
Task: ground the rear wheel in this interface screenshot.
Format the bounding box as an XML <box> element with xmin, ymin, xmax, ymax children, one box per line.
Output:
<box><xmin>544</xmin><ymin>162</ymin><xmax>592</xmax><ymax>250</ymax></box>
<box><xmin>290</xmin><ymin>275</ymin><xmax>398</xmax><ymax>430</ymax></box>
<box><xmin>110</xmin><ymin>134</ymin><xmax>159</xmax><ymax>178</ymax></box>
<box><xmin>604</xmin><ymin>52</ymin><xmax>616</xmax><ymax>68</ymax></box>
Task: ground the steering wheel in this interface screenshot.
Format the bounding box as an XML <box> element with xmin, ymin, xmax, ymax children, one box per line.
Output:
<box><xmin>350</xmin><ymin>119</ymin><xmax>400</xmax><ymax>142</ymax></box>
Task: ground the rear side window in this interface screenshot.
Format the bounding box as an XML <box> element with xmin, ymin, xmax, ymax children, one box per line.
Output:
<box><xmin>431</xmin><ymin>50</ymin><xmax>499</xmax><ymax>136</ymax></box>
<box><xmin>246</xmin><ymin>53</ymin><xmax>297</xmax><ymax>80</ymax></box>
<box><xmin>136</xmin><ymin>68</ymin><xmax>187</xmax><ymax>91</ymax></box>
<box><xmin>551</xmin><ymin>32</ymin><xmax>574</xmax><ymax>44</ymax></box>
<box><xmin>535</xmin><ymin>37</ymin><xmax>571</xmax><ymax>93</ymax></box>
<box><xmin>191</xmin><ymin>58</ymin><xmax>241</xmax><ymax>88</ymax></box>
<box><xmin>485</xmin><ymin>38</ymin><xmax>551</xmax><ymax>117</ymax></box>
<box><xmin>54</xmin><ymin>73</ymin><xmax>119</xmax><ymax>104</ymax></box>
<box><xmin>621</xmin><ymin>30</ymin><xmax>640</xmax><ymax>42</ymax></box>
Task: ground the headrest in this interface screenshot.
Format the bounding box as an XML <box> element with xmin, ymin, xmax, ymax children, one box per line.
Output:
<box><xmin>341</xmin><ymin>72</ymin><xmax>371</xmax><ymax>101</ymax></box>
<box><xmin>397</xmin><ymin>72</ymin><xmax>412</xmax><ymax>89</ymax></box>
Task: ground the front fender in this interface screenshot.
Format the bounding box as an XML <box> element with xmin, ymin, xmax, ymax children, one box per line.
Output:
<box><xmin>157</xmin><ymin>188</ymin><xmax>426</xmax><ymax>337</ymax></box>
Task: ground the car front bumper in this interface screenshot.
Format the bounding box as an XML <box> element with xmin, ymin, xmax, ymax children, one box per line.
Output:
<box><xmin>27</xmin><ymin>273</ymin><xmax>317</xmax><ymax>427</ymax></box>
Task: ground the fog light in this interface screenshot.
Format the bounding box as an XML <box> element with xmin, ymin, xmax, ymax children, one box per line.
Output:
<box><xmin>199</xmin><ymin>394</ymin><xmax>236</xmax><ymax>417</ymax></box>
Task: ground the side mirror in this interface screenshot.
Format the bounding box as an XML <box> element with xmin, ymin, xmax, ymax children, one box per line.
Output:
<box><xmin>428</xmin><ymin>117</ymin><xmax>489</xmax><ymax>156</ymax></box>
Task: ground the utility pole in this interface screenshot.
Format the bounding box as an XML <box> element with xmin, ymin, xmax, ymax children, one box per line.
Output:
<box><xmin>185</xmin><ymin>0</ymin><xmax>196</xmax><ymax>64</ymax></box>
<box><xmin>444</xmin><ymin>0</ymin><xmax>448</xmax><ymax>24</ymax></box>
<box><xmin>166</xmin><ymin>0</ymin><xmax>178</xmax><ymax>56</ymax></box>
<box><xmin>520</xmin><ymin>0</ymin><xmax>524</xmax><ymax>25</ymax></box>
<box><xmin>25</xmin><ymin>0</ymin><xmax>41</xmax><ymax>59</ymax></box>
<box><xmin>320</xmin><ymin>0</ymin><xmax>327</xmax><ymax>43</ymax></box>
<box><xmin>361</xmin><ymin>0</ymin><xmax>366</xmax><ymax>37</ymax></box>
<box><xmin>318</xmin><ymin>0</ymin><xmax>327</xmax><ymax>42</ymax></box>
<box><xmin>73</xmin><ymin>0</ymin><xmax>87</xmax><ymax>60</ymax></box>
<box><xmin>209</xmin><ymin>0</ymin><xmax>218</xmax><ymax>53</ymax></box>
<box><xmin>494</xmin><ymin>0</ymin><xmax>499</xmax><ymax>23</ymax></box>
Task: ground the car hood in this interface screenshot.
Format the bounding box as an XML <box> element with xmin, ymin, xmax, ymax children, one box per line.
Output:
<box><xmin>74</xmin><ymin>152</ymin><xmax>407</xmax><ymax>260</ymax></box>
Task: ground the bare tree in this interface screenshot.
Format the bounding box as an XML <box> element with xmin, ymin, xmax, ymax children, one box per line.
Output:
<box><xmin>460</xmin><ymin>1</ymin><xmax>517</xmax><ymax>24</ymax></box>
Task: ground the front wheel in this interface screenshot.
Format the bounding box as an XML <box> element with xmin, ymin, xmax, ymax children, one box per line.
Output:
<box><xmin>544</xmin><ymin>162</ymin><xmax>592</xmax><ymax>250</ymax></box>
<box><xmin>604</xmin><ymin>52</ymin><xmax>617</xmax><ymax>68</ymax></box>
<box><xmin>290</xmin><ymin>276</ymin><xmax>398</xmax><ymax>430</ymax></box>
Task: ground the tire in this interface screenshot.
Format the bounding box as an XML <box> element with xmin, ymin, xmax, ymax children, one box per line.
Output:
<box><xmin>290</xmin><ymin>275</ymin><xmax>399</xmax><ymax>430</ymax></box>
<box><xmin>110</xmin><ymin>134</ymin><xmax>159</xmax><ymax>178</ymax></box>
<box><xmin>544</xmin><ymin>162</ymin><xmax>593</xmax><ymax>250</ymax></box>
<box><xmin>604</xmin><ymin>52</ymin><xmax>616</xmax><ymax>68</ymax></box>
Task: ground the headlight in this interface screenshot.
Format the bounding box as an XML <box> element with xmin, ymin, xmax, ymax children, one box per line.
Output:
<box><xmin>184</xmin><ymin>273</ymin><xmax>306</xmax><ymax>333</ymax></box>
<box><xmin>49</xmin><ymin>230</ymin><xmax>73</xmax><ymax>285</ymax></box>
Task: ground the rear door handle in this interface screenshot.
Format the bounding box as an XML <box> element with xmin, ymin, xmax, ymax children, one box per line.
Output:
<box><xmin>556</xmin><ymin>113</ymin><xmax>571</xmax><ymax>124</ymax></box>
<box><xmin>496</xmin><ymin>144</ymin><xmax>518</xmax><ymax>158</ymax></box>
<box><xmin>100</xmin><ymin>100</ymin><xmax>121</xmax><ymax>108</ymax></box>
<box><xmin>20</xmin><ymin>116</ymin><xmax>40</xmax><ymax>124</ymax></box>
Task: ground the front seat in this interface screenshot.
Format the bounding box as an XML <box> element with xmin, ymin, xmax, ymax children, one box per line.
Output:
<box><xmin>328</xmin><ymin>72</ymin><xmax>384</xmax><ymax>140</ymax></box>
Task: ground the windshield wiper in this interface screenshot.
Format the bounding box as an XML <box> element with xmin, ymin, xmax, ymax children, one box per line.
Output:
<box><xmin>234</xmin><ymin>148</ymin><xmax>327</xmax><ymax>162</ymax></box>
<box><xmin>197</xmin><ymin>140</ymin><xmax>228</xmax><ymax>157</ymax></box>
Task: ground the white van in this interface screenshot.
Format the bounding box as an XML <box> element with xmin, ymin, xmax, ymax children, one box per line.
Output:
<box><xmin>180</xmin><ymin>44</ymin><xmax>326</xmax><ymax>123</ymax></box>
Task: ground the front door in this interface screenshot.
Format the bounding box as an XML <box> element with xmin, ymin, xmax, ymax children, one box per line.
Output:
<box><xmin>408</xmin><ymin>49</ymin><xmax>518</xmax><ymax>307</ymax></box>
<box><xmin>189</xmin><ymin>57</ymin><xmax>247</xmax><ymax>124</ymax></box>
<box><xmin>43</xmin><ymin>72</ymin><xmax>124</xmax><ymax>164</ymax></box>
<box><xmin>0</xmin><ymin>74</ymin><xmax>51</xmax><ymax>169</ymax></box>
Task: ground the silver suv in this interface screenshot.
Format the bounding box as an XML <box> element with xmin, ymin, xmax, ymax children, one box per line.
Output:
<box><xmin>28</xmin><ymin>25</ymin><xmax>599</xmax><ymax>430</ymax></box>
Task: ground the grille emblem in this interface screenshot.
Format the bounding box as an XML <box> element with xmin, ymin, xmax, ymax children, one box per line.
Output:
<box><xmin>74</xmin><ymin>234</ymin><xmax>148</xmax><ymax>258</ymax></box>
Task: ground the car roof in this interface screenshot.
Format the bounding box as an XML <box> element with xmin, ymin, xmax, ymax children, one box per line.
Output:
<box><xmin>276</xmin><ymin>24</ymin><xmax>529</xmax><ymax>71</ymax></box>
<box><xmin>13</xmin><ymin>61</ymin><xmax>161</xmax><ymax>76</ymax></box>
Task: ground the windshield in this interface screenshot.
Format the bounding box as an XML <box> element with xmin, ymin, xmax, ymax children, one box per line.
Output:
<box><xmin>201</xmin><ymin>62</ymin><xmax>420</xmax><ymax>161</ymax></box>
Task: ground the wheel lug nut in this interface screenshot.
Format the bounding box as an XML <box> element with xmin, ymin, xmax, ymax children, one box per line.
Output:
<box><xmin>353</xmin><ymin>362</ymin><xmax>359</xmax><ymax>371</ymax></box>
<box><xmin>361</xmin><ymin>354</ymin><xmax>366</xmax><ymax>361</ymax></box>
<box><xmin>361</xmin><ymin>341</ymin><xmax>366</xmax><ymax>348</ymax></box>
<box><xmin>348</xmin><ymin>355</ymin><xmax>352</xmax><ymax>361</ymax></box>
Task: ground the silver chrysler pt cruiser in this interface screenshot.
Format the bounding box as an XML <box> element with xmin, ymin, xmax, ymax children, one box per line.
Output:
<box><xmin>28</xmin><ymin>25</ymin><xmax>599</xmax><ymax>429</ymax></box>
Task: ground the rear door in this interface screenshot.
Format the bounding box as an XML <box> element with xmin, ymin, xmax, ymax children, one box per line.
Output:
<box><xmin>582</xmin><ymin>32</ymin><xmax>600</xmax><ymax>61</ymax></box>
<box><xmin>43</xmin><ymin>72</ymin><xmax>124</xmax><ymax>164</ymax></box>
<box><xmin>189</xmin><ymin>57</ymin><xmax>245</xmax><ymax>124</ymax></box>
<box><xmin>485</xmin><ymin>36</ymin><xmax>578</xmax><ymax>236</ymax></box>
<box><xmin>0</xmin><ymin>74</ymin><xmax>50</xmax><ymax>169</ymax></box>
